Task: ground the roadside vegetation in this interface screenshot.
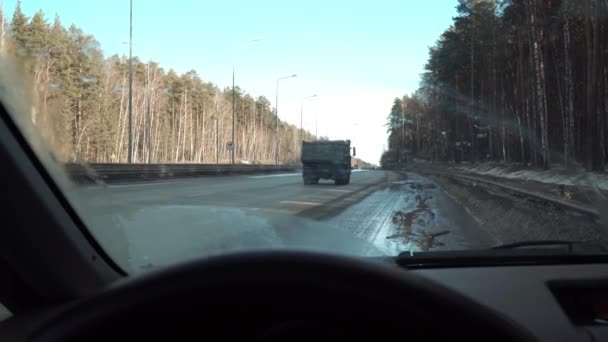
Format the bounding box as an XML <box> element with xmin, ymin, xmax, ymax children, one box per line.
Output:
<box><xmin>1</xmin><ymin>1</ymin><xmax>319</xmax><ymax>164</ymax></box>
<box><xmin>384</xmin><ymin>0</ymin><xmax>608</xmax><ymax>171</ymax></box>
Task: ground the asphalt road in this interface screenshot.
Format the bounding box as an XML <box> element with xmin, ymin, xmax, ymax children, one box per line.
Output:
<box><xmin>74</xmin><ymin>169</ymin><xmax>388</xmax><ymax>217</ymax></box>
<box><xmin>69</xmin><ymin>170</ymin><xmax>495</xmax><ymax>272</ymax></box>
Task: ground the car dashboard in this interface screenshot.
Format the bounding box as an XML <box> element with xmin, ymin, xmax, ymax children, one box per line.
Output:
<box><xmin>410</xmin><ymin>263</ymin><xmax>608</xmax><ymax>342</ymax></box>
<box><xmin>0</xmin><ymin>257</ymin><xmax>607</xmax><ymax>342</ymax></box>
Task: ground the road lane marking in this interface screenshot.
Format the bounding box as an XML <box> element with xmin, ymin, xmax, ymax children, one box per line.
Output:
<box><xmin>441</xmin><ymin>189</ymin><xmax>484</xmax><ymax>225</ymax></box>
<box><xmin>296</xmin><ymin>174</ymin><xmax>391</xmax><ymax>220</ymax></box>
<box><xmin>280</xmin><ymin>200</ymin><xmax>322</xmax><ymax>206</ymax></box>
<box><xmin>107</xmin><ymin>180</ymin><xmax>191</xmax><ymax>188</ymax></box>
<box><xmin>322</xmin><ymin>189</ymin><xmax>350</xmax><ymax>193</ymax></box>
<box><xmin>248</xmin><ymin>173</ymin><xmax>301</xmax><ymax>179</ymax></box>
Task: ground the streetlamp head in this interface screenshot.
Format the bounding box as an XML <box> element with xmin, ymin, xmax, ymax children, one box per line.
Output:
<box><xmin>278</xmin><ymin>74</ymin><xmax>297</xmax><ymax>82</ymax></box>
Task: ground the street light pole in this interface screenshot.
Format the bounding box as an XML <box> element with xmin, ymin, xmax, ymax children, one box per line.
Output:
<box><xmin>231</xmin><ymin>65</ymin><xmax>235</xmax><ymax>164</ymax></box>
<box><xmin>275</xmin><ymin>74</ymin><xmax>297</xmax><ymax>165</ymax></box>
<box><xmin>216</xmin><ymin>106</ymin><xmax>219</xmax><ymax>165</ymax></box>
<box><xmin>214</xmin><ymin>92</ymin><xmax>219</xmax><ymax>165</ymax></box>
<box><xmin>127</xmin><ymin>0</ymin><xmax>133</xmax><ymax>163</ymax></box>
<box><xmin>300</xmin><ymin>94</ymin><xmax>317</xmax><ymax>143</ymax></box>
<box><xmin>275</xmin><ymin>81</ymin><xmax>279</xmax><ymax>165</ymax></box>
<box><xmin>146</xmin><ymin>62</ymin><xmax>152</xmax><ymax>163</ymax></box>
<box><xmin>122</xmin><ymin>39</ymin><xmax>152</xmax><ymax>163</ymax></box>
<box><xmin>231</xmin><ymin>38</ymin><xmax>261</xmax><ymax>165</ymax></box>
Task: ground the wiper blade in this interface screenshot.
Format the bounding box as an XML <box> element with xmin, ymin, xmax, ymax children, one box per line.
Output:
<box><xmin>396</xmin><ymin>240</ymin><xmax>608</xmax><ymax>268</ymax></box>
<box><xmin>491</xmin><ymin>240</ymin><xmax>579</xmax><ymax>251</ymax></box>
<box><xmin>492</xmin><ymin>240</ymin><xmax>608</xmax><ymax>253</ymax></box>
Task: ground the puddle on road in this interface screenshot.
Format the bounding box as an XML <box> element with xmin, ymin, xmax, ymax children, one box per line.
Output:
<box><xmin>408</xmin><ymin>183</ymin><xmax>437</xmax><ymax>191</ymax></box>
<box><xmin>387</xmin><ymin>188</ymin><xmax>451</xmax><ymax>252</ymax></box>
<box><xmin>327</xmin><ymin>172</ymin><xmax>473</xmax><ymax>256</ymax></box>
<box><xmin>390</xmin><ymin>180</ymin><xmax>409</xmax><ymax>185</ymax></box>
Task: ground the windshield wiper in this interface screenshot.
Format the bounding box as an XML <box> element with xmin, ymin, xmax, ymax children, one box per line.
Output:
<box><xmin>396</xmin><ymin>240</ymin><xmax>608</xmax><ymax>269</ymax></box>
<box><xmin>491</xmin><ymin>240</ymin><xmax>578</xmax><ymax>251</ymax></box>
<box><xmin>491</xmin><ymin>240</ymin><xmax>608</xmax><ymax>253</ymax></box>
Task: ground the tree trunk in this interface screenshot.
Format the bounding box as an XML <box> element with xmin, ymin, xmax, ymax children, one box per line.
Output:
<box><xmin>529</xmin><ymin>0</ymin><xmax>549</xmax><ymax>168</ymax></box>
<box><xmin>470</xmin><ymin>30</ymin><xmax>476</xmax><ymax>162</ymax></box>
<box><xmin>585</xmin><ymin>0</ymin><xmax>602</xmax><ymax>170</ymax></box>
<box><xmin>563</xmin><ymin>17</ymin><xmax>575</xmax><ymax>167</ymax></box>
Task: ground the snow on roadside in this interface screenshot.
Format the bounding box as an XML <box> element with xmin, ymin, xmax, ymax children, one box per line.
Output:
<box><xmin>450</xmin><ymin>163</ymin><xmax>608</xmax><ymax>191</ymax></box>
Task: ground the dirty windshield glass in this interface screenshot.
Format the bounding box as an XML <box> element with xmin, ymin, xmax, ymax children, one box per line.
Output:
<box><xmin>1</xmin><ymin>0</ymin><xmax>607</xmax><ymax>273</ymax></box>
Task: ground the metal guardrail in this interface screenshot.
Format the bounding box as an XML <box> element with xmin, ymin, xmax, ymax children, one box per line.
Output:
<box><xmin>65</xmin><ymin>163</ymin><xmax>300</xmax><ymax>184</ymax></box>
<box><xmin>413</xmin><ymin>168</ymin><xmax>600</xmax><ymax>219</ymax></box>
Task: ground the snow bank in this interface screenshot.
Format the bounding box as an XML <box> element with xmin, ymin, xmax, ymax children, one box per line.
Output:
<box><xmin>451</xmin><ymin>163</ymin><xmax>608</xmax><ymax>191</ymax></box>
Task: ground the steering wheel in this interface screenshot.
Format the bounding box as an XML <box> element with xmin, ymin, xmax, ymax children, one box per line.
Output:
<box><xmin>33</xmin><ymin>251</ymin><xmax>536</xmax><ymax>341</ymax></box>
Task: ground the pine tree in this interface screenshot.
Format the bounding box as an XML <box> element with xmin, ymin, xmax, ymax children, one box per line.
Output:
<box><xmin>383</xmin><ymin>0</ymin><xmax>608</xmax><ymax>171</ymax></box>
<box><xmin>2</xmin><ymin>4</ymin><xmax>319</xmax><ymax>164</ymax></box>
<box><xmin>10</xmin><ymin>0</ymin><xmax>28</xmax><ymax>48</ymax></box>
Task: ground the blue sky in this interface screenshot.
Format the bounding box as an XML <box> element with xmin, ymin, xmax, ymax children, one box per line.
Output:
<box><xmin>5</xmin><ymin>0</ymin><xmax>458</xmax><ymax>164</ymax></box>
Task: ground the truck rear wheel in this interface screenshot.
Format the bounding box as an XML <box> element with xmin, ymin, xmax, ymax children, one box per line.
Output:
<box><xmin>303</xmin><ymin>174</ymin><xmax>318</xmax><ymax>185</ymax></box>
<box><xmin>335</xmin><ymin>176</ymin><xmax>350</xmax><ymax>185</ymax></box>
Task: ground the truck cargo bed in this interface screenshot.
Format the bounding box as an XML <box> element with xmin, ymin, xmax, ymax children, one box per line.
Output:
<box><xmin>301</xmin><ymin>141</ymin><xmax>350</xmax><ymax>163</ymax></box>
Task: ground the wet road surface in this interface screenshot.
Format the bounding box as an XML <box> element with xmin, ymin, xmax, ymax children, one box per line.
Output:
<box><xmin>68</xmin><ymin>170</ymin><xmax>495</xmax><ymax>271</ymax></box>
<box><xmin>328</xmin><ymin>173</ymin><xmax>497</xmax><ymax>255</ymax></box>
<box><xmin>72</xmin><ymin>169</ymin><xmax>387</xmax><ymax>218</ymax></box>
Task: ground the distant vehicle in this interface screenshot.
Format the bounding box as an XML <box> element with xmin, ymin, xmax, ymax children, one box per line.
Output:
<box><xmin>301</xmin><ymin>140</ymin><xmax>353</xmax><ymax>185</ymax></box>
<box><xmin>353</xmin><ymin>164</ymin><xmax>359</xmax><ymax>169</ymax></box>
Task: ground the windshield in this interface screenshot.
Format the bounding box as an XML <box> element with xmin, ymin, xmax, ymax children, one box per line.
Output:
<box><xmin>1</xmin><ymin>0</ymin><xmax>607</xmax><ymax>273</ymax></box>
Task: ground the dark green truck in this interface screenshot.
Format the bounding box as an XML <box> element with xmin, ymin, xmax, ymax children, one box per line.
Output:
<box><xmin>301</xmin><ymin>140</ymin><xmax>353</xmax><ymax>185</ymax></box>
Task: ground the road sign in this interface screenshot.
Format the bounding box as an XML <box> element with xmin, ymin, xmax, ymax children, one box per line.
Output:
<box><xmin>227</xmin><ymin>142</ymin><xmax>235</xmax><ymax>151</ymax></box>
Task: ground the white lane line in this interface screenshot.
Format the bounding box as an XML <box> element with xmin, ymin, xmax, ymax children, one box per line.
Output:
<box><xmin>248</xmin><ymin>173</ymin><xmax>301</xmax><ymax>179</ymax></box>
<box><xmin>250</xmin><ymin>169</ymin><xmax>369</xmax><ymax>179</ymax></box>
<box><xmin>108</xmin><ymin>180</ymin><xmax>191</xmax><ymax>188</ymax></box>
<box><xmin>322</xmin><ymin>189</ymin><xmax>350</xmax><ymax>193</ymax></box>
<box><xmin>253</xmin><ymin>208</ymin><xmax>297</xmax><ymax>214</ymax></box>
<box><xmin>441</xmin><ymin>189</ymin><xmax>484</xmax><ymax>225</ymax></box>
<box><xmin>280</xmin><ymin>200</ymin><xmax>321</xmax><ymax>206</ymax></box>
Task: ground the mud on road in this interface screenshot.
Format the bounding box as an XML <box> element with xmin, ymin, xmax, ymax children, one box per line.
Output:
<box><xmin>327</xmin><ymin>173</ymin><xmax>496</xmax><ymax>255</ymax></box>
